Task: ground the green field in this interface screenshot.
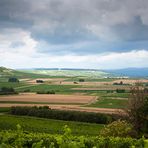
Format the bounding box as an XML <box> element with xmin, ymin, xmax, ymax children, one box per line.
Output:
<box><xmin>0</xmin><ymin>107</ymin><xmax>11</xmax><ymax>113</ymax></box>
<box><xmin>65</xmin><ymin>77</ymin><xmax>117</xmax><ymax>82</ymax></box>
<box><xmin>0</xmin><ymin>115</ymin><xmax>103</xmax><ymax>136</ymax></box>
<box><xmin>0</xmin><ymin>82</ymin><xmax>27</xmax><ymax>88</ymax></box>
<box><xmin>15</xmin><ymin>84</ymin><xmax>81</xmax><ymax>94</ymax></box>
<box><xmin>14</xmin><ymin>83</ymin><xmax>120</xmax><ymax>95</ymax></box>
<box><xmin>85</xmin><ymin>91</ymin><xmax>128</xmax><ymax>108</ymax></box>
<box><xmin>86</xmin><ymin>98</ymin><xmax>128</xmax><ymax>108</ymax></box>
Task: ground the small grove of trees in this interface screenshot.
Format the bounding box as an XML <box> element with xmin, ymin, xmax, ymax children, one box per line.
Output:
<box><xmin>126</xmin><ymin>86</ymin><xmax>148</xmax><ymax>138</ymax></box>
<box><xmin>36</xmin><ymin>80</ymin><xmax>44</xmax><ymax>83</ymax></box>
<box><xmin>79</xmin><ymin>79</ymin><xmax>85</xmax><ymax>82</ymax></box>
<box><xmin>0</xmin><ymin>87</ymin><xmax>18</xmax><ymax>95</ymax></box>
<box><xmin>8</xmin><ymin>77</ymin><xmax>19</xmax><ymax>83</ymax></box>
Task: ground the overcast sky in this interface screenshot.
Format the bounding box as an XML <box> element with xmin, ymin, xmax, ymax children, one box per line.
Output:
<box><xmin>0</xmin><ymin>0</ymin><xmax>148</xmax><ymax>69</ymax></box>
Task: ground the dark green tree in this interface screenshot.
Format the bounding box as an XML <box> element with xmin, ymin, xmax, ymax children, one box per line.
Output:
<box><xmin>127</xmin><ymin>86</ymin><xmax>148</xmax><ymax>137</ymax></box>
<box><xmin>8</xmin><ymin>77</ymin><xmax>19</xmax><ymax>82</ymax></box>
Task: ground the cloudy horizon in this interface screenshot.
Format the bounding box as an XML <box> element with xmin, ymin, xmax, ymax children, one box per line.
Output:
<box><xmin>0</xmin><ymin>0</ymin><xmax>148</xmax><ymax>69</ymax></box>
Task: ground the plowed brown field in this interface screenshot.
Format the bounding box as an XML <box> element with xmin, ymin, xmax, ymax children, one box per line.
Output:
<box><xmin>0</xmin><ymin>93</ymin><xmax>94</xmax><ymax>104</ymax></box>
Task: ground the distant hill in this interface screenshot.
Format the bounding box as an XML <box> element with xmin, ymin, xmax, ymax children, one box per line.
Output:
<box><xmin>0</xmin><ymin>67</ymin><xmax>54</xmax><ymax>79</ymax></box>
<box><xmin>103</xmin><ymin>68</ymin><xmax>148</xmax><ymax>78</ymax></box>
<box><xmin>25</xmin><ymin>67</ymin><xmax>148</xmax><ymax>78</ymax></box>
<box><xmin>0</xmin><ymin>67</ymin><xmax>15</xmax><ymax>77</ymax></box>
<box><xmin>22</xmin><ymin>69</ymin><xmax>110</xmax><ymax>78</ymax></box>
<box><xmin>1</xmin><ymin>66</ymin><xmax>148</xmax><ymax>78</ymax></box>
<box><xmin>23</xmin><ymin>68</ymin><xmax>100</xmax><ymax>71</ymax></box>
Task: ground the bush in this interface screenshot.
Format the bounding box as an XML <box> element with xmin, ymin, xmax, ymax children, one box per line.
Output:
<box><xmin>79</xmin><ymin>79</ymin><xmax>85</xmax><ymax>82</ymax></box>
<box><xmin>100</xmin><ymin>120</ymin><xmax>133</xmax><ymax>137</ymax></box>
<box><xmin>8</xmin><ymin>77</ymin><xmax>19</xmax><ymax>82</ymax></box>
<box><xmin>113</xmin><ymin>81</ymin><xmax>123</xmax><ymax>85</ymax></box>
<box><xmin>36</xmin><ymin>90</ymin><xmax>55</xmax><ymax>94</ymax></box>
<box><xmin>106</xmin><ymin>90</ymin><xmax>114</xmax><ymax>93</ymax></box>
<box><xmin>0</xmin><ymin>87</ymin><xmax>18</xmax><ymax>95</ymax></box>
<box><xmin>74</xmin><ymin>81</ymin><xmax>78</xmax><ymax>84</ymax></box>
<box><xmin>36</xmin><ymin>80</ymin><xmax>44</xmax><ymax>83</ymax></box>
<box><xmin>116</xmin><ymin>89</ymin><xmax>125</xmax><ymax>93</ymax></box>
<box><xmin>10</xmin><ymin>106</ymin><xmax>114</xmax><ymax>124</ymax></box>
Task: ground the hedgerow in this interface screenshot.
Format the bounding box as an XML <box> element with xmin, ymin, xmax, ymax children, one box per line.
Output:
<box><xmin>10</xmin><ymin>106</ymin><xmax>116</xmax><ymax>124</ymax></box>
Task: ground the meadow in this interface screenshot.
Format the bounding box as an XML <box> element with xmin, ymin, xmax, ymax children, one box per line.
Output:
<box><xmin>0</xmin><ymin>115</ymin><xmax>103</xmax><ymax>136</ymax></box>
<box><xmin>0</xmin><ymin>68</ymin><xmax>138</xmax><ymax>111</ymax></box>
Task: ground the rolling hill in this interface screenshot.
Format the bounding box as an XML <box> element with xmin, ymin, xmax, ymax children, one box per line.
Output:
<box><xmin>104</xmin><ymin>68</ymin><xmax>148</xmax><ymax>78</ymax></box>
<box><xmin>1</xmin><ymin>66</ymin><xmax>148</xmax><ymax>79</ymax></box>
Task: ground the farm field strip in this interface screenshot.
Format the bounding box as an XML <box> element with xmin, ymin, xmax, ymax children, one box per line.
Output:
<box><xmin>0</xmin><ymin>93</ymin><xmax>95</xmax><ymax>104</ymax></box>
<box><xmin>46</xmin><ymin>105</ymin><xmax>125</xmax><ymax>114</ymax></box>
<box><xmin>71</xmin><ymin>85</ymin><xmax>131</xmax><ymax>90</ymax></box>
<box><xmin>85</xmin><ymin>98</ymin><xmax>128</xmax><ymax>109</ymax></box>
<box><xmin>0</xmin><ymin>101</ymin><xmax>83</xmax><ymax>105</ymax></box>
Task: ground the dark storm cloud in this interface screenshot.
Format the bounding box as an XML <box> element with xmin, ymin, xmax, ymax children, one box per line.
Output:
<box><xmin>1</xmin><ymin>0</ymin><xmax>148</xmax><ymax>55</ymax></box>
<box><xmin>112</xmin><ymin>16</ymin><xmax>148</xmax><ymax>41</ymax></box>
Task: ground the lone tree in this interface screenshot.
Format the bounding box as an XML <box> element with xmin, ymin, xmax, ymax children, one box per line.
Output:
<box><xmin>126</xmin><ymin>86</ymin><xmax>148</xmax><ymax>137</ymax></box>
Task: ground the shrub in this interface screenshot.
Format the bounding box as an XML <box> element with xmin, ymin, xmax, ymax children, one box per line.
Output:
<box><xmin>36</xmin><ymin>90</ymin><xmax>55</xmax><ymax>94</ymax></box>
<box><xmin>0</xmin><ymin>87</ymin><xmax>18</xmax><ymax>95</ymax></box>
<box><xmin>36</xmin><ymin>80</ymin><xmax>44</xmax><ymax>83</ymax></box>
<box><xmin>74</xmin><ymin>81</ymin><xmax>78</xmax><ymax>84</ymax></box>
<box><xmin>106</xmin><ymin>90</ymin><xmax>114</xmax><ymax>93</ymax></box>
<box><xmin>116</xmin><ymin>89</ymin><xmax>125</xmax><ymax>93</ymax></box>
<box><xmin>79</xmin><ymin>79</ymin><xmax>85</xmax><ymax>82</ymax></box>
<box><xmin>100</xmin><ymin>120</ymin><xmax>133</xmax><ymax>137</ymax></box>
<box><xmin>8</xmin><ymin>77</ymin><xmax>19</xmax><ymax>82</ymax></box>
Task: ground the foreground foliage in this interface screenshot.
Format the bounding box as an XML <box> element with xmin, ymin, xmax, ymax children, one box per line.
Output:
<box><xmin>100</xmin><ymin>120</ymin><xmax>133</xmax><ymax>137</ymax></box>
<box><xmin>0</xmin><ymin>125</ymin><xmax>147</xmax><ymax>148</ymax></box>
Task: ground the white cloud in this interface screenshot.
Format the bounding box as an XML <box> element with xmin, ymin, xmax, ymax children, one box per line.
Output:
<box><xmin>1</xmin><ymin>48</ymin><xmax>148</xmax><ymax>69</ymax></box>
<box><xmin>0</xmin><ymin>28</ymin><xmax>38</xmax><ymax>55</ymax></box>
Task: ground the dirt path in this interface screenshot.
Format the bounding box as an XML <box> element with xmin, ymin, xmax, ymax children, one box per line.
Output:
<box><xmin>83</xmin><ymin>96</ymin><xmax>98</xmax><ymax>106</ymax></box>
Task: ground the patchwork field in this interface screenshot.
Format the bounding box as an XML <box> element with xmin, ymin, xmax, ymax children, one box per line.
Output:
<box><xmin>0</xmin><ymin>68</ymin><xmax>148</xmax><ymax>114</ymax></box>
